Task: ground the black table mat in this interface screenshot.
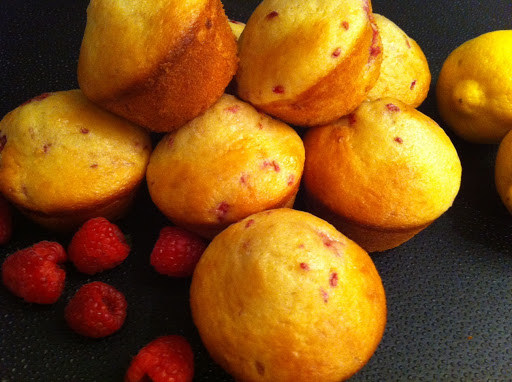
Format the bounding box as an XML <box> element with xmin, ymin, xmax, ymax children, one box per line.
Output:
<box><xmin>0</xmin><ymin>0</ymin><xmax>511</xmax><ymax>380</ymax></box>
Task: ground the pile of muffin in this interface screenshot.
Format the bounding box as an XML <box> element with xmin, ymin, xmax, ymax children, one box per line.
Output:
<box><xmin>0</xmin><ymin>0</ymin><xmax>462</xmax><ymax>381</ymax></box>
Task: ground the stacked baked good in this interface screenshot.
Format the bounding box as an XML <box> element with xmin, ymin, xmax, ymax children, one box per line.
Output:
<box><xmin>147</xmin><ymin>94</ymin><xmax>305</xmax><ymax>239</ymax></box>
<box><xmin>303</xmin><ymin>98</ymin><xmax>461</xmax><ymax>252</ymax></box>
<box><xmin>78</xmin><ymin>0</ymin><xmax>238</xmax><ymax>132</ymax></box>
<box><xmin>191</xmin><ymin>208</ymin><xmax>386</xmax><ymax>381</ymax></box>
<box><xmin>236</xmin><ymin>0</ymin><xmax>383</xmax><ymax>126</ymax></box>
<box><xmin>0</xmin><ymin>0</ymin><xmax>463</xmax><ymax>381</ymax></box>
<box><xmin>0</xmin><ymin>90</ymin><xmax>151</xmax><ymax>231</ymax></box>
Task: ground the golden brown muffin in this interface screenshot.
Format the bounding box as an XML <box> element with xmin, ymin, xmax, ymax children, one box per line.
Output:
<box><xmin>303</xmin><ymin>98</ymin><xmax>462</xmax><ymax>252</ymax></box>
<box><xmin>228</xmin><ymin>19</ymin><xmax>245</xmax><ymax>41</ymax></box>
<box><xmin>146</xmin><ymin>94</ymin><xmax>305</xmax><ymax>238</ymax></box>
<box><xmin>190</xmin><ymin>208</ymin><xmax>387</xmax><ymax>382</ymax></box>
<box><xmin>236</xmin><ymin>0</ymin><xmax>383</xmax><ymax>127</ymax></box>
<box><xmin>365</xmin><ymin>14</ymin><xmax>431</xmax><ymax>108</ymax></box>
<box><xmin>0</xmin><ymin>90</ymin><xmax>151</xmax><ymax>231</ymax></box>
<box><xmin>78</xmin><ymin>0</ymin><xmax>238</xmax><ymax>132</ymax></box>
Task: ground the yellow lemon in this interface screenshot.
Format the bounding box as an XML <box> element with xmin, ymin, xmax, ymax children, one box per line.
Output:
<box><xmin>495</xmin><ymin>129</ymin><xmax>512</xmax><ymax>214</ymax></box>
<box><xmin>436</xmin><ymin>30</ymin><xmax>512</xmax><ymax>143</ymax></box>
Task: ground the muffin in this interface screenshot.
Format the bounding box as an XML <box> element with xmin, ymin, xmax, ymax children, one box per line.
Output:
<box><xmin>0</xmin><ymin>90</ymin><xmax>151</xmax><ymax>231</ymax></box>
<box><xmin>495</xmin><ymin>128</ymin><xmax>512</xmax><ymax>215</ymax></box>
<box><xmin>229</xmin><ymin>19</ymin><xmax>245</xmax><ymax>41</ymax></box>
<box><xmin>236</xmin><ymin>0</ymin><xmax>382</xmax><ymax>127</ymax></box>
<box><xmin>146</xmin><ymin>94</ymin><xmax>305</xmax><ymax>239</ymax></box>
<box><xmin>365</xmin><ymin>14</ymin><xmax>431</xmax><ymax>108</ymax></box>
<box><xmin>78</xmin><ymin>0</ymin><xmax>238</xmax><ymax>132</ymax></box>
<box><xmin>190</xmin><ymin>208</ymin><xmax>387</xmax><ymax>382</ymax></box>
<box><xmin>303</xmin><ymin>98</ymin><xmax>462</xmax><ymax>252</ymax></box>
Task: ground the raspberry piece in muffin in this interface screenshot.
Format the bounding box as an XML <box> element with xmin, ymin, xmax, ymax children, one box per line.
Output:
<box><xmin>150</xmin><ymin>227</ymin><xmax>207</xmax><ymax>277</ymax></box>
<box><xmin>65</xmin><ymin>281</ymin><xmax>127</xmax><ymax>338</ymax></box>
<box><xmin>2</xmin><ymin>241</ymin><xmax>67</xmax><ymax>304</ymax></box>
<box><xmin>68</xmin><ymin>217</ymin><xmax>130</xmax><ymax>275</ymax></box>
<box><xmin>125</xmin><ymin>335</ymin><xmax>194</xmax><ymax>382</ymax></box>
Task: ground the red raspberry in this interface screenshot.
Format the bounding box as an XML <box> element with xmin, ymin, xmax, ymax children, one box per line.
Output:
<box><xmin>125</xmin><ymin>335</ymin><xmax>194</xmax><ymax>382</ymax></box>
<box><xmin>0</xmin><ymin>195</ymin><xmax>13</xmax><ymax>245</ymax></box>
<box><xmin>1</xmin><ymin>241</ymin><xmax>67</xmax><ymax>304</ymax></box>
<box><xmin>65</xmin><ymin>281</ymin><xmax>127</xmax><ymax>338</ymax></box>
<box><xmin>150</xmin><ymin>226</ymin><xmax>207</xmax><ymax>277</ymax></box>
<box><xmin>68</xmin><ymin>217</ymin><xmax>130</xmax><ymax>275</ymax></box>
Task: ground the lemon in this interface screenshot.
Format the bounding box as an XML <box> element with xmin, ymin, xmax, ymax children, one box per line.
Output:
<box><xmin>436</xmin><ymin>30</ymin><xmax>512</xmax><ymax>143</ymax></box>
<box><xmin>495</xmin><ymin>129</ymin><xmax>512</xmax><ymax>214</ymax></box>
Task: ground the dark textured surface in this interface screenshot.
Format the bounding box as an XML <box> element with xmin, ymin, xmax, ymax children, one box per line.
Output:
<box><xmin>1</xmin><ymin>0</ymin><xmax>511</xmax><ymax>381</ymax></box>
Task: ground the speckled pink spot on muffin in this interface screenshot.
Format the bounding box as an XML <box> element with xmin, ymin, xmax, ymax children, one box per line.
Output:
<box><xmin>321</xmin><ymin>288</ymin><xmax>329</xmax><ymax>303</ymax></box>
<box><xmin>272</xmin><ymin>85</ymin><xmax>285</xmax><ymax>94</ymax></box>
<box><xmin>300</xmin><ymin>262</ymin><xmax>310</xmax><ymax>271</ymax></box>
<box><xmin>81</xmin><ymin>127</ymin><xmax>89</xmax><ymax>134</ymax></box>
<box><xmin>330</xmin><ymin>272</ymin><xmax>338</xmax><ymax>287</ymax></box>
<box><xmin>410</xmin><ymin>80</ymin><xmax>417</xmax><ymax>90</ymax></box>
<box><xmin>394</xmin><ymin>137</ymin><xmax>404</xmax><ymax>144</ymax></box>
<box><xmin>0</xmin><ymin>135</ymin><xmax>6</xmax><ymax>152</ymax></box>
<box><xmin>318</xmin><ymin>232</ymin><xmax>344</xmax><ymax>257</ymax></box>
<box><xmin>240</xmin><ymin>173</ymin><xmax>249</xmax><ymax>185</ymax></box>
<box><xmin>262</xmin><ymin>160</ymin><xmax>280</xmax><ymax>172</ymax></box>
<box><xmin>266</xmin><ymin>11</ymin><xmax>279</xmax><ymax>20</ymax></box>
<box><xmin>332</xmin><ymin>47</ymin><xmax>341</xmax><ymax>58</ymax></box>
<box><xmin>215</xmin><ymin>201</ymin><xmax>230</xmax><ymax>221</ymax></box>
<box><xmin>342</xmin><ymin>21</ymin><xmax>350</xmax><ymax>30</ymax></box>
<box><xmin>386</xmin><ymin>103</ymin><xmax>400</xmax><ymax>112</ymax></box>
<box><xmin>245</xmin><ymin>219</ymin><xmax>255</xmax><ymax>228</ymax></box>
<box><xmin>21</xmin><ymin>92</ymin><xmax>50</xmax><ymax>106</ymax></box>
<box><xmin>225</xmin><ymin>105</ymin><xmax>241</xmax><ymax>114</ymax></box>
<box><xmin>287</xmin><ymin>174</ymin><xmax>295</xmax><ymax>186</ymax></box>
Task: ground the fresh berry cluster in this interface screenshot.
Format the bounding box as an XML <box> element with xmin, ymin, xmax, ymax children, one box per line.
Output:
<box><xmin>1</xmin><ymin>216</ymin><xmax>131</xmax><ymax>339</ymax></box>
<box><xmin>1</xmin><ymin>209</ymin><xmax>203</xmax><ymax>379</ymax></box>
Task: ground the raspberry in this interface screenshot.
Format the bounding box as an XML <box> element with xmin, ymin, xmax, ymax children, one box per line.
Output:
<box><xmin>68</xmin><ymin>217</ymin><xmax>130</xmax><ymax>275</ymax></box>
<box><xmin>1</xmin><ymin>241</ymin><xmax>67</xmax><ymax>304</ymax></box>
<box><xmin>150</xmin><ymin>227</ymin><xmax>207</xmax><ymax>277</ymax></box>
<box><xmin>0</xmin><ymin>195</ymin><xmax>13</xmax><ymax>245</ymax></box>
<box><xmin>65</xmin><ymin>281</ymin><xmax>127</xmax><ymax>338</ymax></box>
<box><xmin>125</xmin><ymin>335</ymin><xmax>194</xmax><ymax>382</ymax></box>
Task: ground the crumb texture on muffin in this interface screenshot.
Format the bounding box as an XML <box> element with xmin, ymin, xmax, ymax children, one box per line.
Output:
<box><xmin>191</xmin><ymin>208</ymin><xmax>386</xmax><ymax>382</ymax></box>
<box><xmin>147</xmin><ymin>94</ymin><xmax>305</xmax><ymax>238</ymax></box>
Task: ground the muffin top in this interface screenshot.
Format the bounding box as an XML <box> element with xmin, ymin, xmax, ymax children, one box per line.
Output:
<box><xmin>237</xmin><ymin>0</ymin><xmax>373</xmax><ymax>104</ymax></box>
<box><xmin>78</xmin><ymin>0</ymin><xmax>208</xmax><ymax>100</ymax></box>
<box><xmin>147</xmin><ymin>94</ymin><xmax>305</xmax><ymax>230</ymax></box>
<box><xmin>191</xmin><ymin>208</ymin><xmax>386</xmax><ymax>382</ymax></box>
<box><xmin>0</xmin><ymin>90</ymin><xmax>151</xmax><ymax>213</ymax></box>
<box><xmin>366</xmin><ymin>14</ymin><xmax>431</xmax><ymax>107</ymax></box>
<box><xmin>303</xmin><ymin>98</ymin><xmax>462</xmax><ymax>229</ymax></box>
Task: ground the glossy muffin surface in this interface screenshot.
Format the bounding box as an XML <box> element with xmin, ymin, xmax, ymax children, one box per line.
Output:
<box><xmin>147</xmin><ymin>94</ymin><xmax>305</xmax><ymax>238</ymax></box>
<box><xmin>78</xmin><ymin>0</ymin><xmax>238</xmax><ymax>132</ymax></box>
<box><xmin>191</xmin><ymin>208</ymin><xmax>386</xmax><ymax>382</ymax></box>
<box><xmin>236</xmin><ymin>0</ymin><xmax>382</xmax><ymax>126</ymax></box>
<box><xmin>0</xmin><ymin>90</ymin><xmax>151</xmax><ymax>230</ymax></box>
<box><xmin>365</xmin><ymin>14</ymin><xmax>431</xmax><ymax>108</ymax></box>
<box><xmin>303</xmin><ymin>98</ymin><xmax>461</xmax><ymax>251</ymax></box>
